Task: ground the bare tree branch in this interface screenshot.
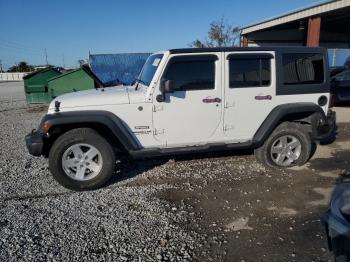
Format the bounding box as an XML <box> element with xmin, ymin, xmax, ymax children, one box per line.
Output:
<box><xmin>190</xmin><ymin>18</ymin><xmax>240</xmax><ymax>48</ymax></box>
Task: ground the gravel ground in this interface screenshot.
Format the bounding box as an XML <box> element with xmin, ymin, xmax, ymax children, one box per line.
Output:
<box><xmin>1</xmin><ymin>82</ymin><xmax>350</xmax><ymax>261</ymax></box>
<box><xmin>0</xmin><ymin>82</ymin><xmax>27</xmax><ymax>112</ymax></box>
<box><xmin>0</xmin><ymin>108</ymin><xmax>204</xmax><ymax>261</ymax></box>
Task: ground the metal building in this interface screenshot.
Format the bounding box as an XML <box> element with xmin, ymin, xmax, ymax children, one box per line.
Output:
<box><xmin>241</xmin><ymin>0</ymin><xmax>350</xmax><ymax>48</ymax></box>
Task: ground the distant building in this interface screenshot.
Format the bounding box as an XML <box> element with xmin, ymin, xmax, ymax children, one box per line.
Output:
<box><xmin>33</xmin><ymin>65</ymin><xmax>48</xmax><ymax>71</ymax></box>
<box><xmin>241</xmin><ymin>0</ymin><xmax>350</xmax><ymax>48</ymax></box>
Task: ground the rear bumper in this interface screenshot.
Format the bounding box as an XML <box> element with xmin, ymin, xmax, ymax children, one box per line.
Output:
<box><xmin>315</xmin><ymin>109</ymin><xmax>336</xmax><ymax>140</ymax></box>
<box><xmin>25</xmin><ymin>129</ymin><xmax>44</xmax><ymax>157</ymax></box>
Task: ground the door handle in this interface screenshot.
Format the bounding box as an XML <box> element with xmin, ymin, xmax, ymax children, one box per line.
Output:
<box><xmin>202</xmin><ymin>97</ymin><xmax>221</xmax><ymax>103</ymax></box>
<box><xmin>255</xmin><ymin>95</ymin><xmax>272</xmax><ymax>100</ymax></box>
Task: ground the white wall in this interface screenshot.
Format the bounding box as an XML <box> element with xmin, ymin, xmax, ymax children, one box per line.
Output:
<box><xmin>0</xmin><ymin>73</ymin><xmax>29</xmax><ymax>81</ymax></box>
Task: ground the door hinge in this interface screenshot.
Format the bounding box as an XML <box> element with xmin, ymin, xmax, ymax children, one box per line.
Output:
<box><xmin>153</xmin><ymin>105</ymin><xmax>164</xmax><ymax>112</ymax></box>
<box><xmin>224</xmin><ymin>124</ymin><xmax>234</xmax><ymax>131</ymax></box>
<box><xmin>225</xmin><ymin>101</ymin><xmax>235</xmax><ymax>108</ymax></box>
<box><xmin>154</xmin><ymin>128</ymin><xmax>165</xmax><ymax>135</ymax></box>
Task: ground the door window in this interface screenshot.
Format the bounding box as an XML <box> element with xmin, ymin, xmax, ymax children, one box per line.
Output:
<box><xmin>229</xmin><ymin>58</ymin><xmax>271</xmax><ymax>88</ymax></box>
<box><xmin>163</xmin><ymin>56</ymin><xmax>216</xmax><ymax>91</ymax></box>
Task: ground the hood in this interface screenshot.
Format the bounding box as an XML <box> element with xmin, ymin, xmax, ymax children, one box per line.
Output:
<box><xmin>330</xmin><ymin>66</ymin><xmax>347</xmax><ymax>77</ymax></box>
<box><xmin>48</xmin><ymin>85</ymin><xmax>148</xmax><ymax>112</ymax></box>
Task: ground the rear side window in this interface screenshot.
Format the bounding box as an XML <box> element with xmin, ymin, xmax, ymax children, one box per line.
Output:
<box><xmin>283</xmin><ymin>53</ymin><xmax>324</xmax><ymax>85</ymax></box>
<box><xmin>229</xmin><ymin>58</ymin><xmax>271</xmax><ymax>88</ymax></box>
<box><xmin>163</xmin><ymin>57</ymin><xmax>216</xmax><ymax>91</ymax></box>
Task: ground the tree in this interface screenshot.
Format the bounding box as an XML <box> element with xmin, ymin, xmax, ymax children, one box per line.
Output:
<box><xmin>191</xmin><ymin>18</ymin><xmax>241</xmax><ymax>48</ymax></box>
<box><xmin>7</xmin><ymin>61</ymin><xmax>34</xmax><ymax>72</ymax></box>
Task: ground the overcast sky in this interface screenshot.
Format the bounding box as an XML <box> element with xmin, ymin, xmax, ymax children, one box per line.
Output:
<box><xmin>0</xmin><ymin>0</ymin><xmax>322</xmax><ymax>69</ymax></box>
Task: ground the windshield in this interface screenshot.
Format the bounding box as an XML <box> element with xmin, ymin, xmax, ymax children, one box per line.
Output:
<box><xmin>137</xmin><ymin>54</ymin><xmax>163</xmax><ymax>86</ymax></box>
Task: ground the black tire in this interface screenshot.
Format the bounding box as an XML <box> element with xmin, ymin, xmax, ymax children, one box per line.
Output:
<box><xmin>254</xmin><ymin>122</ymin><xmax>312</xmax><ymax>168</ymax></box>
<box><xmin>49</xmin><ymin>128</ymin><xmax>116</xmax><ymax>191</ymax></box>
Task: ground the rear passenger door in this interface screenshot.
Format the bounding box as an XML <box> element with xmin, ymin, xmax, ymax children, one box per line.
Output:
<box><xmin>223</xmin><ymin>52</ymin><xmax>275</xmax><ymax>141</ymax></box>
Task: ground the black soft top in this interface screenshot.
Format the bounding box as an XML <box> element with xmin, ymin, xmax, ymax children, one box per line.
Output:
<box><xmin>168</xmin><ymin>46</ymin><xmax>325</xmax><ymax>54</ymax></box>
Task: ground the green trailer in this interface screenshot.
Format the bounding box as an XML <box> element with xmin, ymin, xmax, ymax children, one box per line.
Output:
<box><xmin>23</xmin><ymin>67</ymin><xmax>62</xmax><ymax>104</ymax></box>
<box><xmin>48</xmin><ymin>66</ymin><xmax>103</xmax><ymax>100</ymax></box>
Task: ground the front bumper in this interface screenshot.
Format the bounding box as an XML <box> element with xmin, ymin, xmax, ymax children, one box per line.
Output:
<box><xmin>323</xmin><ymin>210</ymin><xmax>350</xmax><ymax>257</ymax></box>
<box><xmin>25</xmin><ymin>129</ymin><xmax>44</xmax><ymax>156</ymax></box>
<box><xmin>322</xmin><ymin>176</ymin><xmax>350</xmax><ymax>258</ymax></box>
<box><xmin>315</xmin><ymin>109</ymin><xmax>336</xmax><ymax>140</ymax></box>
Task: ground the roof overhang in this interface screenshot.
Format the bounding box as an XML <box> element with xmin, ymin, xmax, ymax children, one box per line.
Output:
<box><xmin>241</xmin><ymin>0</ymin><xmax>350</xmax><ymax>35</ymax></box>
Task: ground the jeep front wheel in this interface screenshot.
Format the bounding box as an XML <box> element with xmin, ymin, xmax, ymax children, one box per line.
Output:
<box><xmin>254</xmin><ymin>122</ymin><xmax>312</xmax><ymax>168</ymax></box>
<box><xmin>49</xmin><ymin>128</ymin><xmax>116</xmax><ymax>190</ymax></box>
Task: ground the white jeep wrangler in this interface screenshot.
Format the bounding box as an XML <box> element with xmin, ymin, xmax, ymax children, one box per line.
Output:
<box><xmin>26</xmin><ymin>47</ymin><xmax>336</xmax><ymax>190</ymax></box>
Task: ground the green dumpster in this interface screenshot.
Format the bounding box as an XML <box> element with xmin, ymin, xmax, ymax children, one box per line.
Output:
<box><xmin>48</xmin><ymin>66</ymin><xmax>102</xmax><ymax>99</ymax></box>
<box><xmin>23</xmin><ymin>67</ymin><xmax>62</xmax><ymax>104</ymax></box>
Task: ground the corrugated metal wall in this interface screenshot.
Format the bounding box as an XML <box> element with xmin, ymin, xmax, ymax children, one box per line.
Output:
<box><xmin>89</xmin><ymin>53</ymin><xmax>151</xmax><ymax>85</ymax></box>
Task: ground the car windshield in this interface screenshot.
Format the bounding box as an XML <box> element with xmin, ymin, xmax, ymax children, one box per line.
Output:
<box><xmin>137</xmin><ymin>54</ymin><xmax>163</xmax><ymax>86</ymax></box>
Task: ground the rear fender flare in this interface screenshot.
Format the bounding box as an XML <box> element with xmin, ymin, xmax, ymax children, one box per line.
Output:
<box><xmin>253</xmin><ymin>103</ymin><xmax>326</xmax><ymax>146</ymax></box>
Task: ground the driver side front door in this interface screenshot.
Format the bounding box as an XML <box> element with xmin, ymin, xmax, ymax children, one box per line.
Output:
<box><xmin>152</xmin><ymin>53</ymin><xmax>223</xmax><ymax>147</ymax></box>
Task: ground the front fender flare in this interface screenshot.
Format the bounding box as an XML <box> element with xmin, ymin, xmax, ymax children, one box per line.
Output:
<box><xmin>40</xmin><ymin>110</ymin><xmax>140</xmax><ymax>151</ymax></box>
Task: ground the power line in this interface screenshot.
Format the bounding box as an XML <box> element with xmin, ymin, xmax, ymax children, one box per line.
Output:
<box><xmin>62</xmin><ymin>54</ymin><xmax>65</xmax><ymax>68</ymax></box>
<box><xmin>0</xmin><ymin>42</ymin><xmax>43</xmax><ymax>56</ymax></box>
<box><xmin>0</xmin><ymin>38</ymin><xmax>61</xmax><ymax>56</ymax></box>
<box><xmin>0</xmin><ymin>37</ymin><xmax>43</xmax><ymax>52</ymax></box>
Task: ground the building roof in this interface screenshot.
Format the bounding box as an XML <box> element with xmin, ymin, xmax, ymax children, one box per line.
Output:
<box><xmin>241</xmin><ymin>0</ymin><xmax>350</xmax><ymax>35</ymax></box>
<box><xmin>22</xmin><ymin>66</ymin><xmax>61</xmax><ymax>80</ymax></box>
<box><xmin>47</xmin><ymin>65</ymin><xmax>104</xmax><ymax>87</ymax></box>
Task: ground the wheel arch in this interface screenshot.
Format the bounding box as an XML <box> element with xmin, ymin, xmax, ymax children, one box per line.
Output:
<box><xmin>253</xmin><ymin>103</ymin><xmax>326</xmax><ymax>147</ymax></box>
<box><xmin>40</xmin><ymin>111</ymin><xmax>140</xmax><ymax>157</ymax></box>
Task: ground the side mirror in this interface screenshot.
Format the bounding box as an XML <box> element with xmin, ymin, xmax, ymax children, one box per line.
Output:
<box><xmin>160</xmin><ymin>79</ymin><xmax>174</xmax><ymax>93</ymax></box>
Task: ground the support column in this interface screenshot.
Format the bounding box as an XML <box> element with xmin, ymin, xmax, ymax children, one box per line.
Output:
<box><xmin>307</xmin><ymin>16</ymin><xmax>321</xmax><ymax>47</ymax></box>
<box><xmin>241</xmin><ymin>36</ymin><xmax>248</xmax><ymax>47</ymax></box>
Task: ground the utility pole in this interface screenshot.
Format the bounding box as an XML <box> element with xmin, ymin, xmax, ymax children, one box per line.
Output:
<box><xmin>88</xmin><ymin>50</ymin><xmax>91</xmax><ymax>67</ymax></box>
<box><xmin>44</xmin><ymin>48</ymin><xmax>48</xmax><ymax>66</ymax></box>
<box><xmin>0</xmin><ymin>59</ymin><xmax>3</xmax><ymax>73</ymax></box>
<box><xmin>332</xmin><ymin>49</ymin><xmax>337</xmax><ymax>67</ymax></box>
<box><xmin>62</xmin><ymin>54</ymin><xmax>65</xmax><ymax>69</ymax></box>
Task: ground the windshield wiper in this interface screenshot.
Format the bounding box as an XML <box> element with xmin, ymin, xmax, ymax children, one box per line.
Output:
<box><xmin>134</xmin><ymin>78</ymin><xmax>146</xmax><ymax>90</ymax></box>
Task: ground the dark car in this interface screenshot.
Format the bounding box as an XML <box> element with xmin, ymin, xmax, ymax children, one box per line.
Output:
<box><xmin>331</xmin><ymin>67</ymin><xmax>350</xmax><ymax>104</ymax></box>
<box><xmin>345</xmin><ymin>56</ymin><xmax>350</xmax><ymax>67</ymax></box>
<box><xmin>323</xmin><ymin>175</ymin><xmax>350</xmax><ymax>261</ymax></box>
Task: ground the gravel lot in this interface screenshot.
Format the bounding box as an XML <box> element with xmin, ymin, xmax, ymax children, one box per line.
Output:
<box><xmin>1</xmin><ymin>81</ymin><xmax>350</xmax><ymax>261</ymax></box>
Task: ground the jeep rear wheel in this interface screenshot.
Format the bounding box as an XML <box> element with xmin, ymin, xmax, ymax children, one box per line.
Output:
<box><xmin>254</xmin><ymin>122</ymin><xmax>312</xmax><ymax>168</ymax></box>
<box><xmin>49</xmin><ymin>128</ymin><xmax>116</xmax><ymax>190</ymax></box>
